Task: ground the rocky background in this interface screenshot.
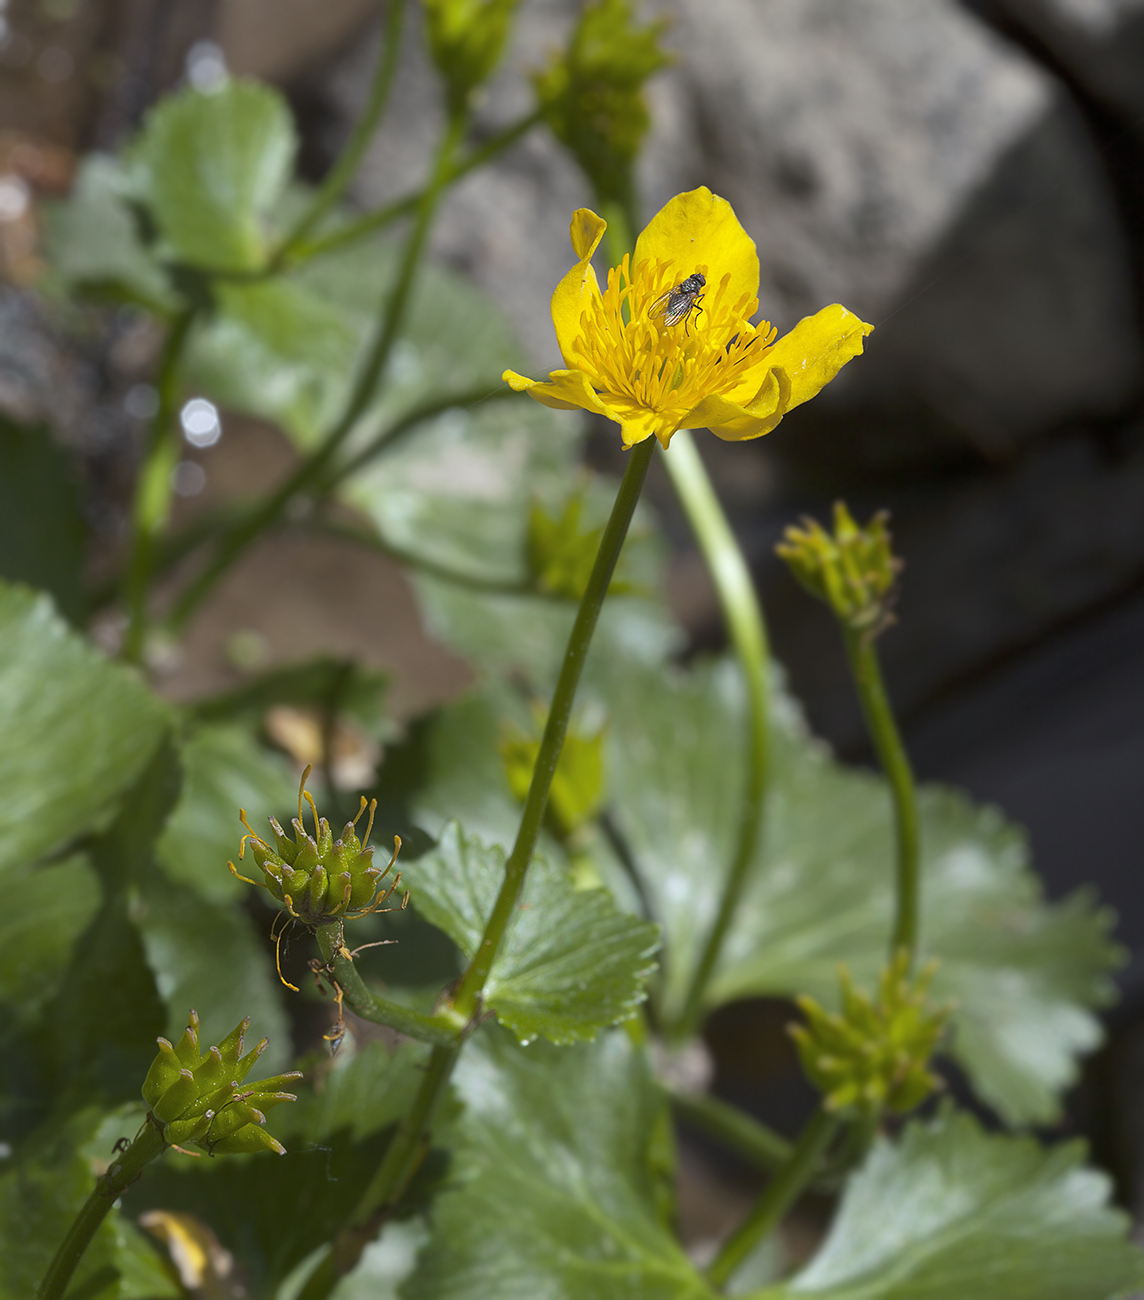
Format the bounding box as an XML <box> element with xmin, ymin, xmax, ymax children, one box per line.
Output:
<box><xmin>3</xmin><ymin>0</ymin><xmax>1144</xmax><ymax>1223</ymax></box>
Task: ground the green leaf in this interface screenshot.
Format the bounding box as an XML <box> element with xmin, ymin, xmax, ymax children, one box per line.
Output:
<box><xmin>0</xmin><ymin>1108</ymin><xmax>180</xmax><ymax>1300</ymax></box>
<box><xmin>403</xmin><ymin>1026</ymin><xmax>712</xmax><ymax>1300</ymax></box>
<box><xmin>409</xmin><ymin>822</ymin><xmax>659</xmax><ymax>1044</ymax></box>
<box><xmin>42</xmin><ymin>154</ymin><xmax>179</xmax><ymax>311</ymax></box>
<box><xmin>135</xmin><ymin>878</ymin><xmax>290</xmax><ymax>1076</ymax></box>
<box><xmin>132</xmin><ymin>80</ymin><xmax>296</xmax><ymax>273</ymax></box>
<box><xmin>603</xmin><ymin>656</ymin><xmax>1118</xmax><ymax>1125</ymax></box>
<box><xmin>157</xmin><ymin>723</ymin><xmax>299</xmax><ymax>904</ymax></box>
<box><xmin>187</xmin><ymin>277</ymin><xmax>355</xmax><ymax>443</ymax></box>
<box><xmin>0</xmin><ymin>583</ymin><xmax>169</xmax><ymax>878</ymax></box>
<box><xmin>0</xmin><ymin>415</ymin><xmax>88</xmax><ymax>624</ymax></box>
<box><xmin>756</xmin><ymin>1109</ymin><xmax>1144</xmax><ymax>1300</ymax></box>
<box><xmin>137</xmin><ymin>1041</ymin><xmax>428</xmax><ymax>1293</ymax></box>
<box><xmin>0</xmin><ymin>856</ymin><xmax>100</xmax><ymax>1022</ymax></box>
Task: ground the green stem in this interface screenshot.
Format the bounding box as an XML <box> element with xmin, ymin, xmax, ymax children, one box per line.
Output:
<box><xmin>121</xmin><ymin>309</ymin><xmax>194</xmax><ymax>663</ymax></box>
<box><xmin>167</xmin><ymin>110</ymin><xmax>467</xmax><ymax>634</ymax></box>
<box><xmin>667</xmin><ymin>1088</ymin><xmax>792</xmax><ymax>1172</ymax></box>
<box><xmin>315</xmin><ymin>925</ymin><xmax>464</xmax><ymax>1046</ymax></box>
<box><xmin>664</xmin><ymin>430</ymin><xmax>770</xmax><ymax>1035</ymax></box>
<box><xmin>291</xmin><ymin>109</ymin><xmax>543</xmax><ymax>266</ymax></box>
<box><xmin>298</xmin><ymin>435</ymin><xmax>656</xmax><ymax>1300</ymax></box>
<box><xmin>38</xmin><ymin>1120</ymin><xmax>166</xmax><ymax>1300</ymax></box>
<box><xmin>842</xmin><ymin>626</ymin><xmax>920</xmax><ymax>967</ymax></box>
<box><xmin>273</xmin><ymin>0</ymin><xmax>406</xmax><ymax>264</ymax></box>
<box><xmin>451</xmin><ymin>436</ymin><xmax>655</xmax><ymax>1020</ymax></box>
<box><xmin>706</xmin><ymin>1107</ymin><xmax>838</xmax><ymax>1291</ymax></box>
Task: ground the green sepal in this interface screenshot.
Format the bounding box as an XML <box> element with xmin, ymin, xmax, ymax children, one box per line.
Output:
<box><xmin>208</xmin><ymin>1126</ymin><xmax>287</xmax><ymax>1156</ymax></box>
<box><xmin>141</xmin><ymin>1038</ymin><xmax>183</xmax><ymax>1107</ymax></box>
<box><xmin>164</xmin><ymin>1112</ymin><xmax>216</xmax><ymax>1146</ymax></box>
<box><xmin>235</xmin><ymin>1037</ymin><xmax>269</xmax><ymax>1084</ymax></box>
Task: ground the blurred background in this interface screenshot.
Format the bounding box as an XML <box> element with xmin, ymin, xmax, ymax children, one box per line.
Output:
<box><xmin>2</xmin><ymin>0</ymin><xmax>1143</xmax><ymax>1241</ymax></box>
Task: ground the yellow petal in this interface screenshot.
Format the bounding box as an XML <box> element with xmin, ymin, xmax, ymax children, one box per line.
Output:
<box><xmin>634</xmin><ymin>187</ymin><xmax>759</xmax><ymax>311</ymax></box>
<box><xmin>602</xmin><ymin>393</ymin><xmax>679</xmax><ymax>449</ymax></box>
<box><xmin>683</xmin><ymin>369</ymin><xmax>791</xmax><ymax>442</ymax></box>
<box><xmin>503</xmin><ymin>367</ymin><xmax>614</xmax><ymax>419</ymax></box>
<box><xmin>765</xmin><ymin>304</ymin><xmax>873</xmax><ymax>412</ymax></box>
<box><xmin>550</xmin><ymin>217</ymin><xmax>607</xmax><ymax>369</ymax></box>
<box><xmin>569</xmin><ymin>208</ymin><xmax>607</xmax><ymax>261</ymax></box>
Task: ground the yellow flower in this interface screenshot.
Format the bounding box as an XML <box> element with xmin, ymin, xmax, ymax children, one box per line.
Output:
<box><xmin>504</xmin><ymin>188</ymin><xmax>873</xmax><ymax>450</ymax></box>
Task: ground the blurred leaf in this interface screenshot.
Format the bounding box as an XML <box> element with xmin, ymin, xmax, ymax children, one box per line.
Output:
<box><xmin>410</xmin><ymin>822</ymin><xmax>659</xmax><ymax>1044</ymax></box>
<box><xmin>603</xmin><ymin>656</ymin><xmax>1119</xmax><ymax>1125</ymax></box>
<box><xmin>756</xmin><ymin>1109</ymin><xmax>1144</xmax><ymax>1300</ymax></box>
<box><xmin>330</xmin><ymin>1221</ymin><xmax>428</xmax><ymax>1300</ymax></box>
<box><xmin>189</xmin><ymin>656</ymin><xmax>388</xmax><ymax>729</ymax></box>
<box><xmin>135</xmin><ymin>878</ymin><xmax>290</xmax><ymax>1076</ymax></box>
<box><xmin>403</xmin><ymin>1026</ymin><xmax>710</xmax><ymax>1300</ymax></box>
<box><xmin>0</xmin><ymin>1107</ymin><xmax>180</xmax><ymax>1300</ymax></box>
<box><xmin>0</xmin><ymin>583</ymin><xmax>169</xmax><ymax>878</ymax></box>
<box><xmin>132</xmin><ymin>80</ymin><xmax>296</xmax><ymax>273</ymax></box>
<box><xmin>0</xmin><ymin>416</ymin><xmax>88</xmax><ymax>624</ymax></box>
<box><xmin>157</xmin><ymin>723</ymin><xmax>299</xmax><ymax>904</ymax></box>
<box><xmin>137</xmin><ymin>1041</ymin><xmax>428</xmax><ymax>1294</ymax></box>
<box><xmin>188</xmin><ymin>277</ymin><xmax>355</xmax><ymax>440</ymax></box>
<box><xmin>0</xmin><ymin>856</ymin><xmax>100</xmax><ymax>1023</ymax></box>
<box><xmin>43</xmin><ymin>154</ymin><xmax>179</xmax><ymax>311</ymax></box>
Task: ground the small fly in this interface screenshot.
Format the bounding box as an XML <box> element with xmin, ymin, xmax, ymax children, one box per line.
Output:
<box><xmin>648</xmin><ymin>271</ymin><xmax>706</xmax><ymax>332</ymax></box>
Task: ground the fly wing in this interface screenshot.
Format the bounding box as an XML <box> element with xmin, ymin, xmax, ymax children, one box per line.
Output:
<box><xmin>648</xmin><ymin>288</ymin><xmax>689</xmax><ymax>327</ymax></box>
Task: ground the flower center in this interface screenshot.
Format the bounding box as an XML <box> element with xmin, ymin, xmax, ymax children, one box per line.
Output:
<box><xmin>569</xmin><ymin>254</ymin><xmax>774</xmax><ymax>414</ymax></box>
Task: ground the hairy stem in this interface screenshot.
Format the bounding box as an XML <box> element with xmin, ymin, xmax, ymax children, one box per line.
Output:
<box><xmin>121</xmin><ymin>309</ymin><xmax>194</xmax><ymax>663</ymax></box>
<box><xmin>274</xmin><ymin>0</ymin><xmax>406</xmax><ymax>263</ymax></box>
<box><xmin>664</xmin><ymin>430</ymin><xmax>770</xmax><ymax>1034</ymax></box>
<box><xmin>707</xmin><ymin>1107</ymin><xmax>838</xmax><ymax>1291</ymax></box>
<box><xmin>37</xmin><ymin>1120</ymin><xmax>166</xmax><ymax>1300</ymax></box>
<box><xmin>451</xmin><ymin>436</ymin><xmax>656</xmax><ymax>1020</ymax></box>
<box><xmin>842</xmin><ymin>626</ymin><xmax>920</xmax><ymax>966</ymax></box>
<box><xmin>168</xmin><ymin>110</ymin><xmax>467</xmax><ymax>632</ymax></box>
<box><xmin>315</xmin><ymin>924</ymin><xmax>463</xmax><ymax>1046</ymax></box>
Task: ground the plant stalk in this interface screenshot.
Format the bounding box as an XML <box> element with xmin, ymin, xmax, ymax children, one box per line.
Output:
<box><xmin>667</xmin><ymin>1087</ymin><xmax>792</xmax><ymax>1171</ymax></box>
<box><xmin>168</xmin><ymin>110</ymin><xmax>468</xmax><ymax>633</ymax></box>
<box><xmin>665</xmin><ymin>430</ymin><xmax>770</xmax><ymax>1034</ymax></box>
<box><xmin>121</xmin><ymin>309</ymin><xmax>194</xmax><ymax>664</ymax></box>
<box><xmin>842</xmin><ymin>626</ymin><xmax>920</xmax><ymax>967</ymax></box>
<box><xmin>706</xmin><ymin>1106</ymin><xmax>838</xmax><ymax>1291</ymax></box>
<box><xmin>451</xmin><ymin>435</ymin><xmax>656</xmax><ymax>1020</ymax></box>
<box><xmin>315</xmin><ymin>925</ymin><xmax>463</xmax><ymax>1046</ymax></box>
<box><xmin>37</xmin><ymin>1120</ymin><xmax>167</xmax><ymax>1300</ymax></box>
<box><xmin>273</xmin><ymin>0</ymin><xmax>406</xmax><ymax>264</ymax></box>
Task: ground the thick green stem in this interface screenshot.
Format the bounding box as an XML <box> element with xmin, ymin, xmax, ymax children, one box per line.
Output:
<box><xmin>121</xmin><ymin>309</ymin><xmax>194</xmax><ymax>663</ymax></box>
<box><xmin>315</xmin><ymin>925</ymin><xmax>463</xmax><ymax>1046</ymax></box>
<box><xmin>668</xmin><ymin>1088</ymin><xmax>792</xmax><ymax>1172</ymax></box>
<box><xmin>297</xmin><ymin>438</ymin><xmax>655</xmax><ymax>1300</ymax></box>
<box><xmin>664</xmin><ymin>430</ymin><xmax>770</xmax><ymax>1035</ymax></box>
<box><xmin>842</xmin><ymin>627</ymin><xmax>920</xmax><ymax>967</ymax></box>
<box><xmin>451</xmin><ymin>436</ymin><xmax>656</xmax><ymax>1020</ymax></box>
<box><xmin>707</xmin><ymin>1107</ymin><xmax>838</xmax><ymax>1291</ymax></box>
<box><xmin>38</xmin><ymin>1120</ymin><xmax>166</xmax><ymax>1300</ymax></box>
<box><xmin>168</xmin><ymin>111</ymin><xmax>467</xmax><ymax>633</ymax></box>
<box><xmin>274</xmin><ymin>0</ymin><xmax>405</xmax><ymax>263</ymax></box>
<box><xmin>292</xmin><ymin>109</ymin><xmax>543</xmax><ymax>265</ymax></box>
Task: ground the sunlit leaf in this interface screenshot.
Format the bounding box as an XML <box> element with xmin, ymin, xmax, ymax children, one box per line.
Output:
<box><xmin>603</xmin><ymin>656</ymin><xmax>1118</xmax><ymax>1126</ymax></box>
<box><xmin>132</xmin><ymin>79</ymin><xmax>296</xmax><ymax>273</ymax></box>
<box><xmin>409</xmin><ymin>822</ymin><xmax>659</xmax><ymax>1044</ymax></box>
<box><xmin>756</xmin><ymin>1109</ymin><xmax>1144</xmax><ymax>1300</ymax></box>
<box><xmin>403</xmin><ymin>1027</ymin><xmax>711</xmax><ymax>1300</ymax></box>
<box><xmin>0</xmin><ymin>583</ymin><xmax>169</xmax><ymax>878</ymax></box>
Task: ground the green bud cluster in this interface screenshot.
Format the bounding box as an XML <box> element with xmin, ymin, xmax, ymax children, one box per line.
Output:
<box><xmin>776</xmin><ymin>502</ymin><xmax>902</xmax><ymax>634</ymax></box>
<box><xmin>789</xmin><ymin>952</ymin><xmax>950</xmax><ymax>1118</ymax></box>
<box><xmin>534</xmin><ymin>0</ymin><xmax>672</xmax><ymax>210</ymax></box>
<box><xmin>141</xmin><ymin>1011</ymin><xmax>300</xmax><ymax>1155</ymax></box>
<box><xmin>501</xmin><ymin>709</ymin><xmax>604</xmax><ymax>837</ymax></box>
<box><xmin>526</xmin><ymin>493</ymin><xmax>602</xmax><ymax>601</ymax></box>
<box><xmin>424</xmin><ymin>0</ymin><xmax>520</xmax><ymax>114</ymax></box>
<box><xmin>230</xmin><ymin>769</ymin><xmax>405</xmax><ymax>927</ymax></box>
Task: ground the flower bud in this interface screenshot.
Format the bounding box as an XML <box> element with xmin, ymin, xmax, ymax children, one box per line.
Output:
<box><xmin>789</xmin><ymin>952</ymin><xmax>950</xmax><ymax>1118</ymax></box>
<box><xmin>142</xmin><ymin>1010</ymin><xmax>300</xmax><ymax>1156</ymax></box>
<box><xmin>230</xmin><ymin>767</ymin><xmax>406</xmax><ymax>927</ymax></box>
<box><xmin>424</xmin><ymin>0</ymin><xmax>520</xmax><ymax>114</ymax></box>
<box><xmin>776</xmin><ymin>502</ymin><xmax>902</xmax><ymax>634</ymax></box>
<box><xmin>534</xmin><ymin>0</ymin><xmax>672</xmax><ymax>210</ymax></box>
